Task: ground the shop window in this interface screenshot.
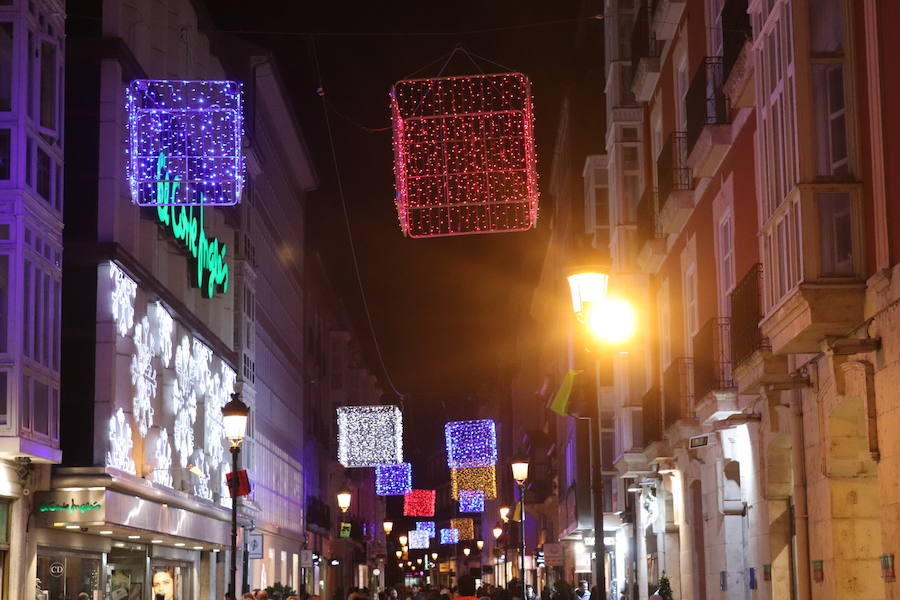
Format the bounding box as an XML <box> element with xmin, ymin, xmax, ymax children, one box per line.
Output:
<box><xmin>37</xmin><ymin>554</ymin><xmax>101</xmax><ymax>600</ymax></box>
<box><xmin>0</xmin><ymin>23</ymin><xmax>10</xmax><ymax>112</ymax></box>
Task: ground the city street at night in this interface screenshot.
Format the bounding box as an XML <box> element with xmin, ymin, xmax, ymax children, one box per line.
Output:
<box><xmin>1</xmin><ymin>1</ymin><xmax>898</xmax><ymax>599</ymax></box>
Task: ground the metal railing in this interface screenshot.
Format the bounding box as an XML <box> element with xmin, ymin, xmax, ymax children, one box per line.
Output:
<box><xmin>686</xmin><ymin>57</ymin><xmax>730</xmax><ymax>155</ymax></box>
<box><xmin>637</xmin><ymin>187</ymin><xmax>664</xmax><ymax>246</ymax></box>
<box><xmin>729</xmin><ymin>263</ymin><xmax>771</xmax><ymax>367</ymax></box>
<box><xmin>657</xmin><ymin>131</ymin><xmax>692</xmax><ymax>205</ymax></box>
<box><xmin>722</xmin><ymin>0</ymin><xmax>752</xmax><ymax>82</ymax></box>
<box><xmin>631</xmin><ymin>0</ymin><xmax>660</xmax><ymax>77</ymax></box>
<box><xmin>693</xmin><ymin>318</ymin><xmax>734</xmax><ymax>400</ymax></box>
<box><xmin>663</xmin><ymin>357</ymin><xmax>694</xmax><ymax>428</ymax></box>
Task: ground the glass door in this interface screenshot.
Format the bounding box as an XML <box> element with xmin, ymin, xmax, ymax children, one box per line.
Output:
<box><xmin>36</xmin><ymin>553</ymin><xmax>101</xmax><ymax>600</ymax></box>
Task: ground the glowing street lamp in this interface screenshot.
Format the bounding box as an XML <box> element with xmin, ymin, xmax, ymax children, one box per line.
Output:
<box><xmin>383</xmin><ymin>521</ymin><xmax>394</xmax><ymax>536</ymax></box>
<box><xmin>337</xmin><ymin>489</ymin><xmax>352</xmax><ymax>514</ymax></box>
<box><xmin>477</xmin><ymin>540</ymin><xmax>484</xmax><ymax>550</ymax></box>
<box><xmin>222</xmin><ymin>392</ymin><xmax>250</xmax><ymax>599</ymax></box>
<box><xmin>567</xmin><ymin>269</ymin><xmax>636</xmax><ymax>347</ymax></box>
<box><xmin>463</xmin><ymin>547</ymin><xmax>471</xmax><ymax>556</ymax></box>
<box><xmin>399</xmin><ymin>534</ymin><xmax>408</xmax><ymax>546</ymax></box>
<box><xmin>499</xmin><ymin>506</ymin><xmax>511</xmax><ymax>523</ymax></box>
<box><xmin>432</xmin><ymin>552</ymin><xmax>438</xmax><ymax>560</ymax></box>
<box><xmin>566</xmin><ymin>271</ymin><xmax>609</xmax><ymax>315</ymax></box>
<box><xmin>511</xmin><ymin>457</ymin><xmax>529</xmax><ymax>600</ymax></box>
<box><xmin>395</xmin><ymin>550</ymin><xmax>403</xmax><ymax>559</ymax></box>
<box><xmin>493</xmin><ymin>523</ymin><xmax>503</xmax><ymax>540</ymax></box>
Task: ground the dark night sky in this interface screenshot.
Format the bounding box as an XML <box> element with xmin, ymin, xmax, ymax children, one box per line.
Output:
<box><xmin>207</xmin><ymin>1</ymin><xmax>597</xmax><ymax>399</ymax></box>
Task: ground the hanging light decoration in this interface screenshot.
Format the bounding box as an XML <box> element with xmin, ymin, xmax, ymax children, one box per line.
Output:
<box><xmin>126</xmin><ymin>79</ymin><xmax>245</xmax><ymax>207</ymax></box>
<box><xmin>390</xmin><ymin>73</ymin><xmax>539</xmax><ymax>237</ymax></box>
<box><xmin>459</xmin><ymin>489</ymin><xmax>486</xmax><ymax>513</ymax></box>
<box><xmin>403</xmin><ymin>489</ymin><xmax>436</xmax><ymax>517</ymax></box>
<box><xmin>445</xmin><ymin>419</ymin><xmax>497</xmax><ymax>468</ymax></box>
<box><xmin>450</xmin><ymin>518</ymin><xmax>475</xmax><ymax>541</ymax></box>
<box><xmin>408</xmin><ymin>529</ymin><xmax>430</xmax><ymax>550</ymax></box>
<box><xmin>336</xmin><ymin>405</ymin><xmax>403</xmax><ymax>468</ymax></box>
<box><xmin>451</xmin><ymin>466</ymin><xmax>497</xmax><ymax>499</ymax></box>
<box><xmin>375</xmin><ymin>462</ymin><xmax>413</xmax><ymax>496</ymax></box>
<box><xmin>440</xmin><ymin>528</ymin><xmax>460</xmax><ymax>545</ymax></box>
<box><xmin>416</xmin><ymin>521</ymin><xmax>436</xmax><ymax>539</ymax></box>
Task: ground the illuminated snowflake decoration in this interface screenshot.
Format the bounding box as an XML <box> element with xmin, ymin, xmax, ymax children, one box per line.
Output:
<box><xmin>376</xmin><ymin>462</ymin><xmax>412</xmax><ymax>496</ymax></box>
<box><xmin>451</xmin><ymin>466</ymin><xmax>497</xmax><ymax>499</ymax></box>
<box><xmin>450</xmin><ymin>518</ymin><xmax>475</xmax><ymax>540</ymax></box>
<box><xmin>109</xmin><ymin>263</ymin><xmax>137</xmax><ymax>337</ymax></box>
<box><xmin>336</xmin><ymin>405</ymin><xmax>403</xmax><ymax>468</ymax></box>
<box><xmin>440</xmin><ymin>528</ymin><xmax>459</xmax><ymax>545</ymax></box>
<box><xmin>391</xmin><ymin>73</ymin><xmax>539</xmax><ymax>237</ymax></box>
<box><xmin>150</xmin><ymin>428</ymin><xmax>173</xmax><ymax>488</ymax></box>
<box><xmin>173</xmin><ymin>336</ymin><xmax>198</xmax><ymax>468</ymax></box>
<box><xmin>126</xmin><ymin>79</ymin><xmax>245</xmax><ymax>206</ymax></box>
<box><xmin>403</xmin><ymin>489</ymin><xmax>436</xmax><ymax>517</ymax></box>
<box><xmin>191</xmin><ymin>449</ymin><xmax>212</xmax><ymax>500</ymax></box>
<box><xmin>204</xmin><ymin>362</ymin><xmax>235</xmax><ymax>470</ymax></box>
<box><xmin>416</xmin><ymin>521</ymin><xmax>436</xmax><ymax>539</ymax></box>
<box><xmin>106</xmin><ymin>407</ymin><xmax>136</xmax><ymax>474</ymax></box>
<box><xmin>129</xmin><ymin>315</ymin><xmax>157</xmax><ymax>436</ymax></box>
<box><xmin>459</xmin><ymin>490</ymin><xmax>486</xmax><ymax>513</ymax></box>
<box><xmin>408</xmin><ymin>529</ymin><xmax>429</xmax><ymax>550</ymax></box>
<box><xmin>445</xmin><ymin>419</ymin><xmax>497</xmax><ymax>468</ymax></box>
<box><xmin>152</xmin><ymin>302</ymin><xmax>174</xmax><ymax>367</ymax></box>
<box><xmin>190</xmin><ymin>339</ymin><xmax>213</xmax><ymax>396</ymax></box>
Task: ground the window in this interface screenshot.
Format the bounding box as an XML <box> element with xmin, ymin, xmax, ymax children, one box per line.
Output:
<box><xmin>708</xmin><ymin>0</ymin><xmax>725</xmax><ymax>56</ymax></box>
<box><xmin>623</xmin><ymin>146</ymin><xmax>639</xmax><ymax>170</ymax></box>
<box><xmin>39</xmin><ymin>41</ymin><xmax>57</xmax><ymax>131</ymax></box>
<box><xmin>684</xmin><ymin>265</ymin><xmax>698</xmax><ymax>354</ymax></box>
<box><xmin>716</xmin><ymin>214</ymin><xmax>735</xmax><ymax>315</ymax></box>
<box><xmin>37</xmin><ymin>147</ymin><xmax>51</xmax><ymax>201</ymax></box>
<box><xmin>676</xmin><ymin>61</ymin><xmax>689</xmax><ymax>131</ymax></box>
<box><xmin>812</xmin><ymin>65</ymin><xmax>848</xmax><ymax>177</ymax></box>
<box><xmin>659</xmin><ymin>280</ymin><xmax>671</xmax><ymax>369</ymax></box>
<box><xmin>0</xmin><ymin>129</ymin><xmax>8</xmax><ymax>180</ymax></box>
<box><xmin>0</xmin><ymin>23</ymin><xmax>11</xmax><ymax>111</ymax></box>
<box><xmin>23</xmin><ymin>256</ymin><xmax>61</xmax><ymax>370</ymax></box>
<box><xmin>818</xmin><ymin>192</ymin><xmax>853</xmax><ymax>276</ymax></box>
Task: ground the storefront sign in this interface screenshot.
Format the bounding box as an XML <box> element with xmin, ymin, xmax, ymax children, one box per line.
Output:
<box><xmin>340</xmin><ymin>522</ymin><xmax>352</xmax><ymax>538</ymax></box>
<box><xmin>543</xmin><ymin>543</ymin><xmax>563</xmax><ymax>567</ymax></box>
<box><xmin>248</xmin><ymin>533</ymin><xmax>264</xmax><ymax>559</ymax></box>
<box><xmin>300</xmin><ymin>549</ymin><xmax>314</xmax><ymax>568</ymax></box>
<box><xmin>49</xmin><ymin>562</ymin><xmax>64</xmax><ymax>577</ymax></box>
<box><xmin>38</xmin><ymin>499</ymin><xmax>102</xmax><ymax>514</ymax></box>
<box><xmin>34</xmin><ymin>490</ymin><xmax>107</xmax><ymax>524</ymax></box>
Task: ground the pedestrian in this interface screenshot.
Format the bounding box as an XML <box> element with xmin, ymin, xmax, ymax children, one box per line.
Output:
<box><xmin>243</xmin><ymin>594</ymin><xmax>255</xmax><ymax>600</ymax></box>
<box><xmin>259</xmin><ymin>591</ymin><xmax>270</xmax><ymax>600</ymax></box>
<box><xmin>572</xmin><ymin>581</ymin><xmax>590</xmax><ymax>600</ymax></box>
<box><xmin>455</xmin><ymin>575</ymin><xmax>479</xmax><ymax>600</ymax></box>
<box><xmin>525</xmin><ymin>585</ymin><xmax>536</xmax><ymax>600</ymax></box>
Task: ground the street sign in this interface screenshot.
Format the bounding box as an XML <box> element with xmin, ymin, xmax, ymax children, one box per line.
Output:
<box><xmin>536</xmin><ymin>550</ymin><xmax>545</xmax><ymax>568</ymax></box>
<box><xmin>543</xmin><ymin>543</ymin><xmax>563</xmax><ymax>567</ymax></box>
<box><xmin>247</xmin><ymin>533</ymin><xmax>263</xmax><ymax>559</ymax></box>
<box><xmin>300</xmin><ymin>549</ymin><xmax>314</xmax><ymax>568</ymax></box>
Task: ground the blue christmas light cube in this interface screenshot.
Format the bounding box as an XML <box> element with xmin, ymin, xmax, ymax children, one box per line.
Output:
<box><xmin>126</xmin><ymin>79</ymin><xmax>245</xmax><ymax>206</ymax></box>
<box><xmin>459</xmin><ymin>489</ymin><xmax>485</xmax><ymax>512</ymax></box>
<box><xmin>416</xmin><ymin>521</ymin><xmax>436</xmax><ymax>538</ymax></box>
<box><xmin>376</xmin><ymin>462</ymin><xmax>412</xmax><ymax>496</ymax></box>
<box><xmin>445</xmin><ymin>419</ymin><xmax>497</xmax><ymax>468</ymax></box>
<box><xmin>408</xmin><ymin>529</ymin><xmax>429</xmax><ymax>550</ymax></box>
<box><xmin>440</xmin><ymin>528</ymin><xmax>459</xmax><ymax>544</ymax></box>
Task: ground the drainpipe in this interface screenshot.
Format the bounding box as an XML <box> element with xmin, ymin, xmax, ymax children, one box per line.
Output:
<box><xmin>790</xmin><ymin>388</ymin><xmax>811</xmax><ymax>600</ymax></box>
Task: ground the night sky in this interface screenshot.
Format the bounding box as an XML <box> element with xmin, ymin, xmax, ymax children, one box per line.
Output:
<box><xmin>208</xmin><ymin>1</ymin><xmax>595</xmax><ymax>400</ymax></box>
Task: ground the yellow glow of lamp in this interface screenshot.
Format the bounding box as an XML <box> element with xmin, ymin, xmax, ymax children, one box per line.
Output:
<box><xmin>398</xmin><ymin>534</ymin><xmax>408</xmax><ymax>546</ymax></box>
<box><xmin>477</xmin><ymin>540</ymin><xmax>484</xmax><ymax>550</ymax></box>
<box><xmin>493</xmin><ymin>524</ymin><xmax>503</xmax><ymax>539</ymax></box>
<box><xmin>395</xmin><ymin>550</ymin><xmax>403</xmax><ymax>559</ymax></box>
<box><xmin>431</xmin><ymin>552</ymin><xmax>438</xmax><ymax>560</ymax></box>
<box><xmin>499</xmin><ymin>506</ymin><xmax>511</xmax><ymax>522</ymax></box>
<box><xmin>463</xmin><ymin>547</ymin><xmax>471</xmax><ymax>556</ymax></box>
<box><xmin>222</xmin><ymin>393</ymin><xmax>250</xmax><ymax>447</ymax></box>
<box><xmin>567</xmin><ymin>271</ymin><xmax>609</xmax><ymax>315</ymax></box>
<box><xmin>511</xmin><ymin>459</ymin><xmax>529</xmax><ymax>485</ymax></box>
<box><xmin>336</xmin><ymin>489</ymin><xmax>351</xmax><ymax>513</ymax></box>
<box><xmin>383</xmin><ymin>521</ymin><xmax>394</xmax><ymax>535</ymax></box>
<box><xmin>583</xmin><ymin>296</ymin><xmax>638</xmax><ymax>346</ymax></box>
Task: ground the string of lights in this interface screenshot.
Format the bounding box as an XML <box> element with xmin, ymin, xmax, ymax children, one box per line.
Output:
<box><xmin>408</xmin><ymin>529</ymin><xmax>430</xmax><ymax>550</ymax></box>
<box><xmin>445</xmin><ymin>419</ymin><xmax>497</xmax><ymax>468</ymax></box>
<box><xmin>450</xmin><ymin>466</ymin><xmax>497</xmax><ymax>499</ymax></box>
<box><xmin>416</xmin><ymin>521</ymin><xmax>436</xmax><ymax>538</ymax></box>
<box><xmin>450</xmin><ymin>518</ymin><xmax>475</xmax><ymax>540</ymax></box>
<box><xmin>375</xmin><ymin>462</ymin><xmax>413</xmax><ymax>495</ymax></box>
<box><xmin>459</xmin><ymin>489</ymin><xmax>486</xmax><ymax>513</ymax></box>
<box><xmin>404</xmin><ymin>489</ymin><xmax>436</xmax><ymax>517</ymax></box>
<box><xmin>336</xmin><ymin>405</ymin><xmax>403</xmax><ymax>468</ymax></box>
<box><xmin>440</xmin><ymin>528</ymin><xmax>460</xmax><ymax>545</ymax></box>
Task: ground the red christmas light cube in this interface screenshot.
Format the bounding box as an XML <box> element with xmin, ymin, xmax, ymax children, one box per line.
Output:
<box><xmin>403</xmin><ymin>489</ymin><xmax>436</xmax><ymax>517</ymax></box>
<box><xmin>391</xmin><ymin>73</ymin><xmax>539</xmax><ymax>237</ymax></box>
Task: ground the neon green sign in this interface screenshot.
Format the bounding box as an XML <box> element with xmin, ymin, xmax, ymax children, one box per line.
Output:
<box><xmin>39</xmin><ymin>499</ymin><xmax>102</xmax><ymax>514</ymax></box>
<box><xmin>152</xmin><ymin>153</ymin><xmax>230</xmax><ymax>298</ymax></box>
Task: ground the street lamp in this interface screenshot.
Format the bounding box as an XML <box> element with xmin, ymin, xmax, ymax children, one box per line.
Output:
<box><xmin>511</xmin><ymin>458</ymin><xmax>529</xmax><ymax>600</ymax></box>
<box><xmin>492</xmin><ymin>524</ymin><xmax>503</xmax><ymax>540</ymax></box>
<box><xmin>399</xmin><ymin>534</ymin><xmax>408</xmax><ymax>547</ymax></box>
<box><xmin>222</xmin><ymin>392</ymin><xmax>249</xmax><ymax>599</ymax></box>
<box><xmin>396</xmin><ymin>550</ymin><xmax>403</xmax><ymax>559</ymax></box>
<box><xmin>337</xmin><ymin>489</ymin><xmax>352</xmax><ymax>514</ymax></box>
<box><xmin>477</xmin><ymin>540</ymin><xmax>484</xmax><ymax>550</ymax></box>
<box><xmin>463</xmin><ymin>547</ymin><xmax>471</xmax><ymax>557</ymax></box>
<box><xmin>383</xmin><ymin>521</ymin><xmax>394</xmax><ymax>536</ymax></box>
<box><xmin>432</xmin><ymin>552</ymin><xmax>438</xmax><ymax>560</ymax></box>
<box><xmin>499</xmin><ymin>505</ymin><xmax>511</xmax><ymax>523</ymax></box>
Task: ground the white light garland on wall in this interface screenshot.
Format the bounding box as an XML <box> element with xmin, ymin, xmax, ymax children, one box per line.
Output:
<box><xmin>151</xmin><ymin>428</ymin><xmax>173</xmax><ymax>488</ymax></box>
<box><xmin>173</xmin><ymin>336</ymin><xmax>199</xmax><ymax>469</ymax></box>
<box><xmin>191</xmin><ymin>448</ymin><xmax>212</xmax><ymax>500</ymax></box>
<box><xmin>152</xmin><ymin>302</ymin><xmax>174</xmax><ymax>367</ymax></box>
<box><xmin>106</xmin><ymin>407</ymin><xmax>136</xmax><ymax>474</ymax></box>
<box><xmin>205</xmin><ymin>362</ymin><xmax>235</xmax><ymax>470</ymax></box>
<box><xmin>130</xmin><ymin>315</ymin><xmax>157</xmax><ymax>436</ymax></box>
<box><xmin>109</xmin><ymin>263</ymin><xmax>137</xmax><ymax>337</ymax></box>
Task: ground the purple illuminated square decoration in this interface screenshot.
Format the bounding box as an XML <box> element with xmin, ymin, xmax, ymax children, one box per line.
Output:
<box><xmin>376</xmin><ymin>462</ymin><xmax>412</xmax><ymax>496</ymax></box>
<box><xmin>459</xmin><ymin>489</ymin><xmax>485</xmax><ymax>512</ymax></box>
<box><xmin>126</xmin><ymin>79</ymin><xmax>245</xmax><ymax>206</ymax></box>
<box><xmin>445</xmin><ymin>419</ymin><xmax>497</xmax><ymax>468</ymax></box>
<box><xmin>416</xmin><ymin>521</ymin><xmax>436</xmax><ymax>538</ymax></box>
<box><xmin>440</xmin><ymin>528</ymin><xmax>459</xmax><ymax>544</ymax></box>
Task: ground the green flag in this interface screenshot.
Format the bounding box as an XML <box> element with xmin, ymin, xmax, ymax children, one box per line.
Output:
<box><xmin>550</xmin><ymin>370</ymin><xmax>582</xmax><ymax>416</ymax></box>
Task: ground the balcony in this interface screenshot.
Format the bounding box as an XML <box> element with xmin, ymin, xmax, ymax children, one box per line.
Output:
<box><xmin>693</xmin><ymin>318</ymin><xmax>739</xmax><ymax>424</ymax></box>
<box><xmin>729</xmin><ymin>264</ymin><xmax>790</xmax><ymax>393</ymax></box>
<box><xmin>663</xmin><ymin>358</ymin><xmax>695</xmax><ymax>430</ymax></box>
<box><xmin>631</xmin><ymin>1</ymin><xmax>661</xmax><ymax>102</ymax></box>
<box><xmin>722</xmin><ymin>0</ymin><xmax>753</xmax><ymax>107</ymax></box>
<box><xmin>686</xmin><ymin>57</ymin><xmax>732</xmax><ymax>178</ymax></box>
<box><xmin>657</xmin><ymin>132</ymin><xmax>694</xmax><ymax>235</ymax></box>
<box><xmin>651</xmin><ymin>0</ymin><xmax>686</xmax><ymax>40</ymax></box>
<box><xmin>636</xmin><ymin>188</ymin><xmax>666</xmax><ymax>273</ymax></box>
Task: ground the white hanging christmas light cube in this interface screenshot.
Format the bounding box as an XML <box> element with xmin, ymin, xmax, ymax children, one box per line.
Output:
<box><xmin>337</xmin><ymin>405</ymin><xmax>403</xmax><ymax>467</ymax></box>
<box><xmin>126</xmin><ymin>79</ymin><xmax>244</xmax><ymax>206</ymax></box>
<box><xmin>408</xmin><ymin>529</ymin><xmax>430</xmax><ymax>550</ymax></box>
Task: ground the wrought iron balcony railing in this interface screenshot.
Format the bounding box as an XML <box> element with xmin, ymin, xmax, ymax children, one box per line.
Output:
<box><xmin>730</xmin><ymin>263</ymin><xmax>771</xmax><ymax>367</ymax></box>
<box><xmin>693</xmin><ymin>318</ymin><xmax>735</xmax><ymax>400</ymax></box>
<box><xmin>686</xmin><ymin>57</ymin><xmax>730</xmax><ymax>155</ymax></box>
<box><xmin>657</xmin><ymin>131</ymin><xmax>692</xmax><ymax>205</ymax></box>
<box><xmin>663</xmin><ymin>357</ymin><xmax>694</xmax><ymax>428</ymax></box>
<box><xmin>636</xmin><ymin>186</ymin><xmax>663</xmax><ymax>247</ymax></box>
<box><xmin>722</xmin><ymin>0</ymin><xmax>752</xmax><ymax>81</ymax></box>
<box><xmin>631</xmin><ymin>0</ymin><xmax>660</xmax><ymax>75</ymax></box>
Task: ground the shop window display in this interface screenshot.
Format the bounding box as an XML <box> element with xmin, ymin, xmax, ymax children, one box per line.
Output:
<box><xmin>36</xmin><ymin>555</ymin><xmax>101</xmax><ymax>600</ymax></box>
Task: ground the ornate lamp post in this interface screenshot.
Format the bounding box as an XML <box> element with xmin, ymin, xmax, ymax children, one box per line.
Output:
<box><xmin>223</xmin><ymin>393</ymin><xmax>250</xmax><ymax>598</ymax></box>
<box><xmin>511</xmin><ymin>458</ymin><xmax>529</xmax><ymax>600</ymax></box>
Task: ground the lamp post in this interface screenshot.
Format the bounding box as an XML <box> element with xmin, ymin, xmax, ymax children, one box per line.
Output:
<box><xmin>383</xmin><ymin>521</ymin><xmax>394</xmax><ymax>536</ymax></box>
<box><xmin>337</xmin><ymin>489</ymin><xmax>352</xmax><ymax>514</ymax></box>
<box><xmin>223</xmin><ymin>393</ymin><xmax>250</xmax><ymax>598</ymax></box>
<box><xmin>499</xmin><ymin>505</ymin><xmax>511</xmax><ymax>523</ymax></box>
<box><xmin>567</xmin><ymin>269</ymin><xmax>638</xmax><ymax>600</ymax></box>
<box><xmin>511</xmin><ymin>458</ymin><xmax>529</xmax><ymax>600</ymax></box>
